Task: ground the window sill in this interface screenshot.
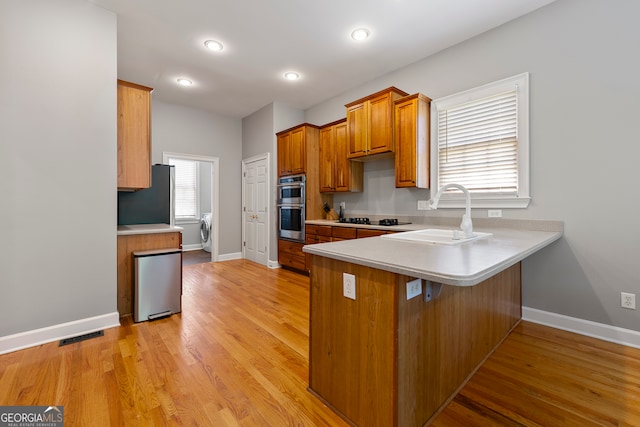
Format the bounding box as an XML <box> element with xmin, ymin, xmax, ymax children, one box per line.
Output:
<box><xmin>176</xmin><ymin>218</ymin><xmax>200</xmax><ymax>225</ymax></box>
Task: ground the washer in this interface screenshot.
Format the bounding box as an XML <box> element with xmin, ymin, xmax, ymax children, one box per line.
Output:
<box><xmin>200</xmin><ymin>212</ymin><xmax>212</xmax><ymax>253</ymax></box>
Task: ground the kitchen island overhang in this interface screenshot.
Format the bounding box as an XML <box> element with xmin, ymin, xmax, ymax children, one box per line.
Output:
<box><xmin>303</xmin><ymin>220</ymin><xmax>562</xmax><ymax>427</ymax></box>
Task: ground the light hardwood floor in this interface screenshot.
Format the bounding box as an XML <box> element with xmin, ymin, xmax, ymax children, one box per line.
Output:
<box><xmin>1</xmin><ymin>259</ymin><xmax>638</xmax><ymax>426</ymax></box>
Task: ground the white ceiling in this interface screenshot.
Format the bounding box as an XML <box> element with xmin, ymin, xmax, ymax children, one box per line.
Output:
<box><xmin>90</xmin><ymin>0</ymin><xmax>555</xmax><ymax>119</ymax></box>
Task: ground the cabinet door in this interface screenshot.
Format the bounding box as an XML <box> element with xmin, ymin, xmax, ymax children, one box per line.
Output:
<box><xmin>117</xmin><ymin>81</ymin><xmax>152</xmax><ymax>190</ymax></box>
<box><xmin>368</xmin><ymin>93</ymin><xmax>394</xmax><ymax>155</ymax></box>
<box><xmin>319</xmin><ymin>126</ymin><xmax>335</xmax><ymax>192</ymax></box>
<box><xmin>395</xmin><ymin>97</ymin><xmax>417</xmax><ymax>187</ymax></box>
<box><xmin>334</xmin><ymin>122</ymin><xmax>350</xmax><ymax>192</ymax></box>
<box><xmin>289</xmin><ymin>127</ymin><xmax>306</xmax><ymax>175</ymax></box>
<box><xmin>347</xmin><ymin>103</ymin><xmax>368</xmax><ymax>158</ymax></box>
<box><xmin>395</xmin><ymin>94</ymin><xmax>431</xmax><ymax>188</ymax></box>
<box><xmin>277</xmin><ymin>133</ymin><xmax>291</xmax><ymax>176</ymax></box>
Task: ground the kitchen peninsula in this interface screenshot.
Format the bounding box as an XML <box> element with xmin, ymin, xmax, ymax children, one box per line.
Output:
<box><xmin>303</xmin><ymin>219</ymin><xmax>562</xmax><ymax>427</ymax></box>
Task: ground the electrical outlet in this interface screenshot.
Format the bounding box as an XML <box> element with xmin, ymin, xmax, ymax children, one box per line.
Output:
<box><xmin>340</xmin><ymin>202</ymin><xmax>346</xmax><ymax>210</ymax></box>
<box><xmin>417</xmin><ymin>200</ymin><xmax>430</xmax><ymax>211</ymax></box>
<box><xmin>488</xmin><ymin>209</ymin><xmax>503</xmax><ymax>218</ymax></box>
<box><xmin>621</xmin><ymin>292</ymin><xmax>636</xmax><ymax>310</ymax></box>
<box><xmin>343</xmin><ymin>273</ymin><xmax>356</xmax><ymax>300</ymax></box>
<box><xmin>406</xmin><ymin>279</ymin><xmax>422</xmax><ymax>300</ymax></box>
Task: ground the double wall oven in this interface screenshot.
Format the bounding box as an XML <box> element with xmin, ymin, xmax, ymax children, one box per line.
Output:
<box><xmin>277</xmin><ymin>174</ymin><xmax>305</xmax><ymax>242</ymax></box>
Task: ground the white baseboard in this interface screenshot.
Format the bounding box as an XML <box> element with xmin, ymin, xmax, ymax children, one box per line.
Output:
<box><xmin>218</xmin><ymin>252</ymin><xmax>242</xmax><ymax>261</ymax></box>
<box><xmin>0</xmin><ymin>312</ymin><xmax>120</xmax><ymax>355</ymax></box>
<box><xmin>268</xmin><ymin>260</ymin><xmax>281</xmax><ymax>269</ymax></box>
<box><xmin>182</xmin><ymin>244</ymin><xmax>204</xmax><ymax>251</ymax></box>
<box><xmin>522</xmin><ymin>306</ymin><xmax>640</xmax><ymax>349</ymax></box>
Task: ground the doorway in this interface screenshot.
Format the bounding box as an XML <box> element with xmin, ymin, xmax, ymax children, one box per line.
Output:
<box><xmin>163</xmin><ymin>152</ymin><xmax>220</xmax><ymax>262</ymax></box>
<box><xmin>242</xmin><ymin>154</ymin><xmax>270</xmax><ymax>266</ymax></box>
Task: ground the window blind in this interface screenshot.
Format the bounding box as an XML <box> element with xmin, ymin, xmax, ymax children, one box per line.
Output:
<box><xmin>168</xmin><ymin>158</ymin><xmax>198</xmax><ymax>219</ymax></box>
<box><xmin>437</xmin><ymin>89</ymin><xmax>518</xmax><ymax>195</ymax></box>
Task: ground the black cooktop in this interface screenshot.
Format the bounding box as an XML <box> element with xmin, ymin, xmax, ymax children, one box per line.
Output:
<box><xmin>338</xmin><ymin>218</ymin><xmax>411</xmax><ymax>226</ymax></box>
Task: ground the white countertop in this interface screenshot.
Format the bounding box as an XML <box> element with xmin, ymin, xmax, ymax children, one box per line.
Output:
<box><xmin>303</xmin><ymin>219</ymin><xmax>563</xmax><ymax>287</ymax></box>
<box><xmin>117</xmin><ymin>224</ymin><xmax>183</xmax><ymax>236</ymax></box>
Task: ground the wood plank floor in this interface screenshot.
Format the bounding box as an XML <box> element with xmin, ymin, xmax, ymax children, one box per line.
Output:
<box><xmin>1</xmin><ymin>259</ymin><xmax>639</xmax><ymax>426</ymax></box>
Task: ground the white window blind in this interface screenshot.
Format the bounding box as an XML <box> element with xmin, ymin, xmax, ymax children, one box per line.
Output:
<box><xmin>168</xmin><ymin>158</ymin><xmax>199</xmax><ymax>219</ymax></box>
<box><xmin>438</xmin><ymin>90</ymin><xmax>518</xmax><ymax>195</ymax></box>
<box><xmin>431</xmin><ymin>73</ymin><xmax>530</xmax><ymax>208</ymax></box>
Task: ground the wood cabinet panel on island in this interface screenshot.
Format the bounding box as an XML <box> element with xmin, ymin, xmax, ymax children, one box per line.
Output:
<box><xmin>308</xmin><ymin>256</ymin><xmax>522</xmax><ymax>426</ymax></box>
<box><xmin>117</xmin><ymin>80</ymin><xmax>152</xmax><ymax>190</ymax></box>
<box><xmin>395</xmin><ymin>93</ymin><xmax>432</xmax><ymax>188</ymax></box>
<box><xmin>319</xmin><ymin>119</ymin><xmax>363</xmax><ymax>193</ymax></box>
<box><xmin>345</xmin><ymin>87</ymin><xmax>408</xmax><ymax>159</ymax></box>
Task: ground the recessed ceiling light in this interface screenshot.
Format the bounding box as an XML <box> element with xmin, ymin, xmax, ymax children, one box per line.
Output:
<box><xmin>284</xmin><ymin>72</ymin><xmax>300</xmax><ymax>81</ymax></box>
<box><xmin>177</xmin><ymin>78</ymin><xmax>193</xmax><ymax>86</ymax></box>
<box><xmin>351</xmin><ymin>28</ymin><xmax>370</xmax><ymax>41</ymax></box>
<box><xmin>204</xmin><ymin>40</ymin><xmax>223</xmax><ymax>52</ymax></box>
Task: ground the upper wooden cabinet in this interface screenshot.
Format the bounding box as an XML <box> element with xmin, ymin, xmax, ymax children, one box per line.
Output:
<box><xmin>394</xmin><ymin>93</ymin><xmax>431</xmax><ymax>188</ymax></box>
<box><xmin>117</xmin><ymin>80</ymin><xmax>153</xmax><ymax>190</ymax></box>
<box><xmin>319</xmin><ymin>119</ymin><xmax>363</xmax><ymax>193</ymax></box>
<box><xmin>345</xmin><ymin>87</ymin><xmax>408</xmax><ymax>159</ymax></box>
<box><xmin>277</xmin><ymin>124</ymin><xmax>317</xmax><ymax>177</ymax></box>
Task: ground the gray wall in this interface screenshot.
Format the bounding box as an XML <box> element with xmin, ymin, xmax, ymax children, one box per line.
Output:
<box><xmin>0</xmin><ymin>0</ymin><xmax>117</xmax><ymax>336</ymax></box>
<box><xmin>305</xmin><ymin>0</ymin><xmax>640</xmax><ymax>331</ymax></box>
<box><xmin>152</xmin><ymin>100</ymin><xmax>242</xmax><ymax>255</ymax></box>
<box><xmin>242</xmin><ymin>102</ymin><xmax>304</xmax><ymax>264</ymax></box>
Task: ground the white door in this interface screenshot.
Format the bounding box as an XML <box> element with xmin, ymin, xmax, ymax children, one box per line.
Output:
<box><xmin>243</xmin><ymin>156</ymin><xmax>268</xmax><ymax>265</ymax></box>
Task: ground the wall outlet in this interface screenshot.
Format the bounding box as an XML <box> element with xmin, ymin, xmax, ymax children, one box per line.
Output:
<box><xmin>417</xmin><ymin>200</ymin><xmax>430</xmax><ymax>211</ymax></box>
<box><xmin>406</xmin><ymin>279</ymin><xmax>422</xmax><ymax>300</ymax></box>
<box><xmin>343</xmin><ymin>273</ymin><xmax>356</xmax><ymax>300</ymax></box>
<box><xmin>488</xmin><ymin>209</ymin><xmax>503</xmax><ymax>218</ymax></box>
<box><xmin>340</xmin><ymin>202</ymin><xmax>346</xmax><ymax>209</ymax></box>
<box><xmin>621</xmin><ymin>292</ymin><xmax>636</xmax><ymax>310</ymax></box>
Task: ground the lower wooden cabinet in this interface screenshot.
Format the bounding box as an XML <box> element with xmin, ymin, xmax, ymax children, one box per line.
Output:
<box><xmin>117</xmin><ymin>232</ymin><xmax>182</xmax><ymax>317</ymax></box>
<box><xmin>278</xmin><ymin>239</ymin><xmax>306</xmax><ymax>271</ymax></box>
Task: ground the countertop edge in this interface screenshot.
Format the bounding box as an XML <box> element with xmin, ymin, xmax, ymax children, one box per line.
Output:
<box><xmin>117</xmin><ymin>224</ymin><xmax>184</xmax><ymax>236</ymax></box>
<box><xmin>303</xmin><ymin>229</ymin><xmax>562</xmax><ymax>286</ymax></box>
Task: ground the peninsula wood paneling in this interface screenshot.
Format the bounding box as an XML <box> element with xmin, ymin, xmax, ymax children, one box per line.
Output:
<box><xmin>116</xmin><ymin>232</ymin><xmax>182</xmax><ymax>317</ymax></box>
<box><xmin>308</xmin><ymin>256</ymin><xmax>521</xmax><ymax>427</ymax></box>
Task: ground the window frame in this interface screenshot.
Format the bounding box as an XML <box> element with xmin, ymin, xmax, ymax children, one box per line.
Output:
<box><xmin>165</xmin><ymin>155</ymin><xmax>201</xmax><ymax>224</ymax></box>
<box><xmin>430</xmin><ymin>72</ymin><xmax>531</xmax><ymax>209</ymax></box>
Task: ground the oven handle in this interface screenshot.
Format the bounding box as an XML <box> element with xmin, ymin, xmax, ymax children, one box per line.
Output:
<box><xmin>276</xmin><ymin>182</ymin><xmax>305</xmax><ymax>188</ymax></box>
<box><xmin>277</xmin><ymin>203</ymin><xmax>305</xmax><ymax>209</ymax></box>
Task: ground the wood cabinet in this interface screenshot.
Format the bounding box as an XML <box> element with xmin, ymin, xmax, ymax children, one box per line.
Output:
<box><xmin>395</xmin><ymin>93</ymin><xmax>432</xmax><ymax>188</ymax></box>
<box><xmin>305</xmin><ymin>225</ymin><xmax>332</xmax><ymax>270</ymax></box>
<box><xmin>278</xmin><ymin>239</ymin><xmax>306</xmax><ymax>271</ymax></box>
<box><xmin>277</xmin><ymin>124</ymin><xmax>318</xmax><ymax>177</ymax></box>
<box><xmin>331</xmin><ymin>226</ymin><xmax>357</xmax><ymax>241</ymax></box>
<box><xmin>345</xmin><ymin>87</ymin><xmax>408</xmax><ymax>160</ymax></box>
<box><xmin>117</xmin><ymin>231</ymin><xmax>182</xmax><ymax>317</ymax></box>
<box><xmin>309</xmin><ymin>257</ymin><xmax>521</xmax><ymax>427</ymax></box>
<box><xmin>319</xmin><ymin>119</ymin><xmax>363</xmax><ymax>192</ymax></box>
<box><xmin>117</xmin><ymin>80</ymin><xmax>153</xmax><ymax>190</ymax></box>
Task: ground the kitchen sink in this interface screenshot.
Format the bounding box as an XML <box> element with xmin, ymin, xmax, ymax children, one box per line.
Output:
<box><xmin>381</xmin><ymin>229</ymin><xmax>492</xmax><ymax>245</ymax></box>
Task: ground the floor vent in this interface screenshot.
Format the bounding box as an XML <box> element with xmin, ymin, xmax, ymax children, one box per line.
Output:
<box><xmin>59</xmin><ymin>330</ymin><xmax>104</xmax><ymax>346</ymax></box>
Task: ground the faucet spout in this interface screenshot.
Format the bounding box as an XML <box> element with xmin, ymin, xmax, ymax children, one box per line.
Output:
<box><xmin>428</xmin><ymin>183</ymin><xmax>474</xmax><ymax>239</ymax></box>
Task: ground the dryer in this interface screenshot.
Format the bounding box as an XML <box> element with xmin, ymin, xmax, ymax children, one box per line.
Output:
<box><xmin>200</xmin><ymin>212</ymin><xmax>212</xmax><ymax>253</ymax></box>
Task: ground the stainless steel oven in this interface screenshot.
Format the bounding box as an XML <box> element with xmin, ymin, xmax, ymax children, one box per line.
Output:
<box><xmin>277</xmin><ymin>174</ymin><xmax>305</xmax><ymax>242</ymax></box>
<box><xmin>277</xmin><ymin>174</ymin><xmax>305</xmax><ymax>204</ymax></box>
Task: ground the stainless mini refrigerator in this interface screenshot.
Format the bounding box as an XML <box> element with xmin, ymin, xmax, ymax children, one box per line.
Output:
<box><xmin>133</xmin><ymin>248</ymin><xmax>182</xmax><ymax>322</ymax></box>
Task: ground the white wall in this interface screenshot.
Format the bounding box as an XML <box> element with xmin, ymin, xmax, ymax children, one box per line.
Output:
<box><xmin>0</xmin><ymin>0</ymin><xmax>118</xmax><ymax>336</ymax></box>
<box><xmin>152</xmin><ymin>100</ymin><xmax>242</xmax><ymax>255</ymax></box>
<box><xmin>305</xmin><ymin>0</ymin><xmax>640</xmax><ymax>331</ymax></box>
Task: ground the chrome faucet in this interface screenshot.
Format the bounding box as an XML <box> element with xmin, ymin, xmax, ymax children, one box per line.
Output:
<box><xmin>429</xmin><ymin>183</ymin><xmax>474</xmax><ymax>239</ymax></box>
